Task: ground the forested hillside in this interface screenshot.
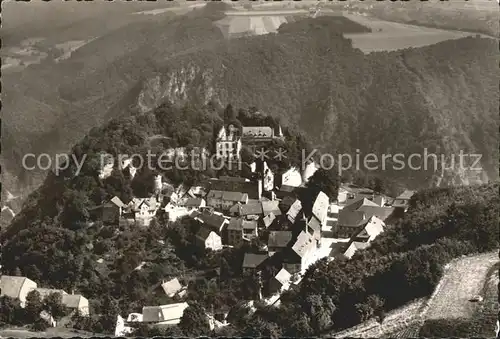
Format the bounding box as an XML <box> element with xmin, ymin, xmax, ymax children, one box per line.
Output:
<box><xmin>2</xmin><ymin>2</ymin><xmax>228</xmax><ymax>198</ymax></box>
<box><xmin>133</xmin><ymin>18</ymin><xmax>499</xmax><ymax>188</ymax></box>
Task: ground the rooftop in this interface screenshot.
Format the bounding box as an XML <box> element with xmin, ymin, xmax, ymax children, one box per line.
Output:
<box><xmin>268</xmin><ymin>231</ymin><xmax>293</xmax><ymax>248</ymax></box>
<box><xmin>142</xmin><ymin>302</ymin><xmax>189</xmax><ymax>323</ymax></box>
<box><xmin>0</xmin><ymin>276</ymin><xmax>34</xmax><ymax>299</ymax></box>
<box><xmin>338</xmin><ymin>210</ymin><xmax>367</xmax><ymax>227</ymax></box>
<box><xmin>242</xmin><ymin>253</ymin><xmax>269</xmax><ymax>269</ymax></box>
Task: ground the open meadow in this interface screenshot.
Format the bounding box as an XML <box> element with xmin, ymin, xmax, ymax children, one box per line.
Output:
<box><xmin>343</xmin><ymin>13</ymin><xmax>486</xmax><ymax>53</ymax></box>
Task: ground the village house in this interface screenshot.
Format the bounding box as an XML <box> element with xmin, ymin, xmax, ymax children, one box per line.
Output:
<box><xmin>191</xmin><ymin>210</ymin><xmax>229</xmax><ymax>233</ymax></box>
<box><xmin>336</xmin><ymin>210</ymin><xmax>368</xmax><ymax>238</ymax></box>
<box><xmin>242</xmin><ymin>253</ymin><xmax>269</xmax><ymax>272</ymax></box>
<box><xmin>226</xmin><ymin>218</ymin><xmax>245</xmax><ymax>247</ymax></box>
<box><xmin>311</xmin><ymin>191</ymin><xmax>329</xmax><ymax>225</ymax></box>
<box><xmin>268</xmin><ymin>231</ymin><xmax>293</xmax><ymax>255</ymax></box>
<box><xmin>208</xmin><ymin>177</ymin><xmax>263</xmax><ymax>200</ymax></box>
<box><xmin>206</xmin><ymin>190</ymin><xmax>249</xmax><ymax>211</ymax></box>
<box><xmin>350</xmin><ymin>216</ymin><xmax>385</xmax><ymax>243</ymax></box>
<box><xmin>161</xmin><ymin>278</ymin><xmax>186</xmax><ymax>298</ymax></box>
<box><xmin>249</xmin><ymin>161</ymin><xmax>275</xmax><ymax>192</ymax></box>
<box><xmin>142</xmin><ymin>302</ymin><xmax>189</xmax><ymax>325</ymax></box>
<box><xmin>215</xmin><ymin>125</ymin><xmax>242</xmax><ymax>160</ymax></box>
<box><xmin>195</xmin><ymin>227</ymin><xmax>223</xmax><ymax>251</ymax></box>
<box><xmin>0</xmin><ymin>275</ymin><xmax>38</xmax><ymax>307</ymax></box>
<box><xmin>88</xmin><ymin>196</ymin><xmax>127</xmax><ymax>225</ymax></box>
<box><xmin>62</xmin><ymin>293</ymin><xmax>90</xmax><ymax>316</ymax></box>
<box><xmin>261</xmin><ymin>200</ymin><xmax>282</xmax><ymax>218</ymax></box>
<box><xmin>305</xmin><ymin>215</ymin><xmax>322</xmax><ymax>246</ymax></box>
<box><xmin>179</xmin><ymin>197</ymin><xmax>206</xmax><ymax>210</ymax></box>
<box><xmin>343</xmin><ymin>241</ymin><xmax>371</xmax><ymax>260</ymax></box>
<box><xmin>390</xmin><ymin>189</ymin><xmax>416</xmax><ymax>213</ymax></box>
<box><xmin>238</xmin><ymin>202</ymin><xmax>263</xmax><ymax>218</ymax></box>
<box><xmin>225</xmin><ymin>218</ymin><xmax>259</xmax><ymax>247</ymax></box>
<box><xmin>340</xmin><ymin>197</ymin><xmax>395</xmax><ymax>224</ymax></box>
<box><xmin>277</xmin><ymin>167</ymin><xmax>302</xmax><ymax>188</ymax></box>
<box><xmin>269</xmin><ymin>268</ymin><xmax>292</xmax><ymax>295</ymax></box>
<box><xmin>282</xmin><ymin>231</ymin><xmax>316</xmax><ymax>274</ymax></box>
<box><xmin>263</xmin><ymin>212</ymin><xmax>276</xmax><ymax>228</ymax></box>
<box><xmin>129</xmin><ymin>197</ymin><xmax>161</xmax><ymax>227</ymax></box>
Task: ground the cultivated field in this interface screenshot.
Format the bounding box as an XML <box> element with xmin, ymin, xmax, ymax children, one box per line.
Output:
<box><xmin>424</xmin><ymin>251</ymin><xmax>499</xmax><ymax>320</ymax></box>
<box><xmin>343</xmin><ymin>13</ymin><xmax>485</xmax><ymax>53</ymax></box>
<box><xmin>329</xmin><ymin>251</ymin><xmax>499</xmax><ymax>338</ymax></box>
<box><xmin>216</xmin><ymin>13</ymin><xmax>304</xmax><ymax>39</ymax></box>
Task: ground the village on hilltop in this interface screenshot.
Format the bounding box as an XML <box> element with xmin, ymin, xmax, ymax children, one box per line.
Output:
<box><xmin>0</xmin><ymin>121</ymin><xmax>415</xmax><ymax>334</ymax></box>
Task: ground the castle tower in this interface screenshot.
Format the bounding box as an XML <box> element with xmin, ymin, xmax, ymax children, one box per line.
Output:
<box><xmin>154</xmin><ymin>175</ymin><xmax>162</xmax><ymax>194</ymax></box>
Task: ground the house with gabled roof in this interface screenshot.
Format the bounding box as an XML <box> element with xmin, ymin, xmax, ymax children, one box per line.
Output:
<box><xmin>88</xmin><ymin>195</ymin><xmax>126</xmax><ymax>225</ymax></box>
<box><xmin>239</xmin><ymin>202</ymin><xmax>263</xmax><ymax>217</ymax></box>
<box><xmin>261</xmin><ymin>200</ymin><xmax>281</xmax><ymax>218</ymax></box>
<box><xmin>226</xmin><ymin>217</ymin><xmax>245</xmax><ymax>247</ymax></box>
<box><xmin>161</xmin><ymin>278</ymin><xmax>185</xmax><ymax>298</ymax></box>
<box><xmin>206</xmin><ymin>190</ymin><xmax>249</xmax><ymax>211</ymax></box>
<box><xmin>208</xmin><ymin>177</ymin><xmax>262</xmax><ymax>200</ymax></box>
<box><xmin>133</xmin><ymin>197</ymin><xmax>160</xmax><ymax>226</ymax></box>
<box><xmin>225</xmin><ymin>218</ymin><xmax>258</xmax><ymax>246</ymax></box>
<box><xmin>342</xmin><ymin>197</ymin><xmax>395</xmax><ymax>224</ymax></box>
<box><xmin>283</xmin><ymin>231</ymin><xmax>315</xmax><ymax>274</ymax></box>
<box><xmin>180</xmin><ymin>197</ymin><xmax>206</xmax><ymax>209</ymax></box>
<box><xmin>268</xmin><ymin>231</ymin><xmax>293</xmax><ymax>255</ymax></box>
<box><xmin>242</xmin><ymin>253</ymin><xmax>269</xmax><ymax>272</ymax></box>
<box><xmin>263</xmin><ymin>212</ymin><xmax>276</xmax><ymax>228</ymax></box>
<box><xmin>343</xmin><ymin>241</ymin><xmax>370</xmax><ymax>259</ymax></box>
<box><xmin>0</xmin><ymin>275</ymin><xmax>38</xmax><ymax>307</ymax></box>
<box><xmin>191</xmin><ymin>210</ymin><xmax>229</xmax><ymax>233</ymax></box>
<box><xmin>390</xmin><ymin>190</ymin><xmax>416</xmax><ymax>212</ymax></box>
<box><xmin>269</xmin><ymin>268</ymin><xmax>292</xmax><ymax>295</ymax></box>
<box><xmin>352</xmin><ymin>216</ymin><xmax>385</xmax><ymax>242</ymax></box>
<box><xmin>62</xmin><ymin>293</ymin><xmax>90</xmax><ymax>316</ymax></box>
<box><xmin>195</xmin><ymin>227</ymin><xmax>222</xmax><ymax>251</ymax></box>
<box><xmin>142</xmin><ymin>302</ymin><xmax>189</xmax><ymax>325</ymax></box>
<box><xmin>311</xmin><ymin>191</ymin><xmax>329</xmax><ymax>225</ymax></box>
<box><xmin>284</xmin><ymin>198</ymin><xmax>302</xmax><ymax>224</ymax></box>
<box><xmin>34</xmin><ymin>288</ymin><xmax>68</xmax><ymax>299</ymax></box>
<box><xmin>336</xmin><ymin>210</ymin><xmax>367</xmax><ymax>238</ymax></box>
<box><xmin>278</xmin><ymin>167</ymin><xmax>302</xmax><ymax>188</ymax></box>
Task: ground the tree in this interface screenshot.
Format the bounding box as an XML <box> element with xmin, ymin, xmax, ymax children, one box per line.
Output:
<box><xmin>179</xmin><ymin>302</ymin><xmax>210</xmax><ymax>336</ymax></box>
<box><xmin>42</xmin><ymin>292</ymin><xmax>66</xmax><ymax>319</ymax></box>
<box><xmin>0</xmin><ymin>296</ymin><xmax>23</xmax><ymax>325</ymax></box>
<box><xmin>306</xmin><ymin>168</ymin><xmax>340</xmax><ymax>201</ymax></box>
<box><xmin>26</xmin><ymin>290</ymin><xmax>43</xmax><ymax>322</ymax></box>
<box><xmin>223</xmin><ymin>104</ymin><xmax>237</xmax><ymax>123</ymax></box>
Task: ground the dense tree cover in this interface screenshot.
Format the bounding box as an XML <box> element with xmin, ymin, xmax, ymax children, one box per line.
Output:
<box><xmin>1</xmin><ymin>101</ymin><xmax>312</xmax><ymax>333</ymax></box>
<box><xmin>228</xmin><ymin>183</ymin><xmax>498</xmax><ymax>335</ymax></box>
<box><xmin>132</xmin><ymin>19</ymin><xmax>498</xmax><ymax>189</ymax></box>
<box><xmin>3</xmin><ymin>2</ymin><xmax>229</xmax><ymax>199</ymax></box>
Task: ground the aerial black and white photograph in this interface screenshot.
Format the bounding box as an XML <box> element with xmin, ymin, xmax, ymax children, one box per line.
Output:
<box><xmin>0</xmin><ymin>0</ymin><xmax>499</xmax><ymax>337</ymax></box>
